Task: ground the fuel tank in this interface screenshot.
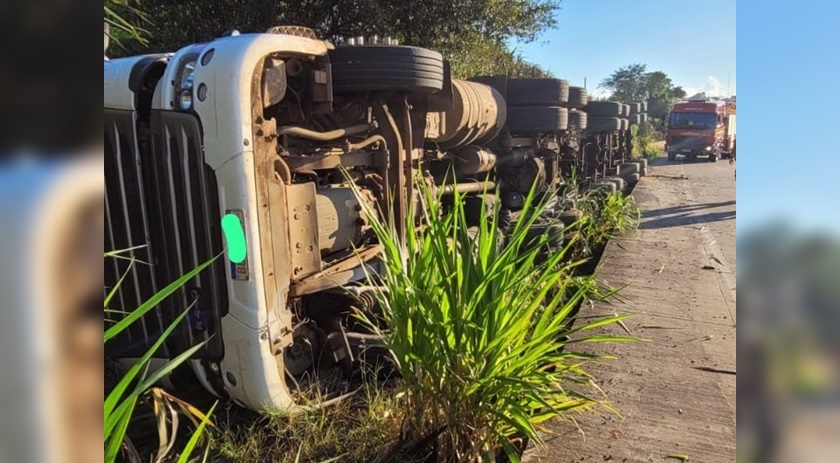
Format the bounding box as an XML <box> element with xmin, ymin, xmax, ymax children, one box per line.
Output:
<box><xmin>427</xmin><ymin>80</ymin><xmax>506</xmax><ymax>150</ymax></box>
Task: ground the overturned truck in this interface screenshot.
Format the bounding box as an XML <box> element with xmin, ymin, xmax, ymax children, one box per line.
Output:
<box><xmin>104</xmin><ymin>27</ymin><xmax>640</xmax><ymax>410</ymax></box>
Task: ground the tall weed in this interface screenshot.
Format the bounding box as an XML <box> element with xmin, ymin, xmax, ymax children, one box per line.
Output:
<box><xmin>356</xmin><ymin>181</ymin><xmax>632</xmax><ymax>462</ymax></box>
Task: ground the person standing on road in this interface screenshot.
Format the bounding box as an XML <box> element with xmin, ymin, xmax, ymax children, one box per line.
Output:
<box><xmin>730</xmin><ymin>139</ymin><xmax>736</xmax><ymax>177</ymax></box>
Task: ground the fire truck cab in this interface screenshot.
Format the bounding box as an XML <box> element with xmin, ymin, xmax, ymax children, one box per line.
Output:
<box><xmin>666</xmin><ymin>99</ymin><xmax>735</xmax><ymax>162</ymax></box>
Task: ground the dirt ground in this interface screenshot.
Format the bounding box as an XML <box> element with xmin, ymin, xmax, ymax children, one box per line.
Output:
<box><xmin>525</xmin><ymin>154</ymin><xmax>737</xmax><ymax>462</ymax></box>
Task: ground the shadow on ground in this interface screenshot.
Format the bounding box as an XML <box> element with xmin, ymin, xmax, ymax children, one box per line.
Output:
<box><xmin>640</xmin><ymin>208</ymin><xmax>735</xmax><ymax>229</ymax></box>
<box><xmin>649</xmin><ymin>156</ymin><xmax>722</xmax><ymax>167</ymax></box>
<box><xmin>642</xmin><ymin>200</ymin><xmax>736</xmax><ymax>219</ymax></box>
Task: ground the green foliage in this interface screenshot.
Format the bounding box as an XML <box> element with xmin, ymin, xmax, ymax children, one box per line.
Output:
<box><xmin>631</xmin><ymin>122</ymin><xmax>664</xmax><ymax>161</ymax></box>
<box><xmin>110</xmin><ymin>0</ymin><xmax>558</xmax><ymax>78</ymax></box>
<box><xmin>105</xmin><ymin>250</ymin><xmax>218</xmax><ymax>463</ymax></box>
<box><xmin>574</xmin><ymin>190</ymin><xmax>640</xmax><ymax>258</ymax></box>
<box><xmin>600</xmin><ymin>63</ymin><xmax>687</xmax><ymax>120</ymax></box>
<box><xmin>104</xmin><ymin>0</ymin><xmax>150</xmax><ymax>47</ymax></box>
<box><xmin>356</xmin><ymin>181</ymin><xmax>630</xmax><ymax>462</ymax></box>
<box><xmin>214</xmin><ymin>377</ymin><xmax>403</xmax><ymax>463</ymax></box>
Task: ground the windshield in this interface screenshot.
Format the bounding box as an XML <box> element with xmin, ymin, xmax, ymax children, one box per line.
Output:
<box><xmin>669</xmin><ymin>112</ymin><xmax>717</xmax><ymax>130</ymax></box>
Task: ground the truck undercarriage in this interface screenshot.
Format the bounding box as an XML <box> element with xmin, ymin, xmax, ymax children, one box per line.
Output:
<box><xmin>104</xmin><ymin>28</ymin><xmax>647</xmax><ymax>410</ymax></box>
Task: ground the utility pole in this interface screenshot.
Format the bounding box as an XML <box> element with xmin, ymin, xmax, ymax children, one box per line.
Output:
<box><xmin>727</xmin><ymin>73</ymin><xmax>731</xmax><ymax>98</ymax></box>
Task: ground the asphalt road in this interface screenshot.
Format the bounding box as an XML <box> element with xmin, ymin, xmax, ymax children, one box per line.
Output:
<box><xmin>525</xmin><ymin>153</ymin><xmax>737</xmax><ymax>463</ymax></box>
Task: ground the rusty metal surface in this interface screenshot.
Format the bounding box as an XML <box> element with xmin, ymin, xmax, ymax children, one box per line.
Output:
<box><xmin>289</xmin><ymin>245</ymin><xmax>381</xmax><ymax>297</ymax></box>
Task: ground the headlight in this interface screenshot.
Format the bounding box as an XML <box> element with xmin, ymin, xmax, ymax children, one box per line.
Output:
<box><xmin>176</xmin><ymin>59</ymin><xmax>196</xmax><ymax>110</ymax></box>
<box><xmin>705</xmin><ymin>146</ymin><xmax>712</xmax><ymax>151</ymax></box>
<box><xmin>179</xmin><ymin>88</ymin><xmax>193</xmax><ymax>110</ymax></box>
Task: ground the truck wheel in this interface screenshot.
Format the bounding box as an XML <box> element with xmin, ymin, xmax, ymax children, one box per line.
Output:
<box><xmin>587</xmin><ymin>181</ymin><xmax>617</xmax><ymax>195</ymax></box>
<box><xmin>568</xmin><ymin>109</ymin><xmax>587</xmax><ymax>130</ymax></box>
<box><xmin>329</xmin><ymin>45</ymin><xmax>445</xmax><ymax>94</ymax></box>
<box><xmin>709</xmin><ymin>153</ymin><xmax>718</xmax><ymax>162</ymax></box>
<box><xmin>507</xmin><ymin>106</ymin><xmax>568</xmax><ymax>132</ymax></box>
<box><xmin>584</xmin><ymin>101</ymin><xmax>622</xmax><ymax>117</ymax></box>
<box><xmin>621</xmin><ymin>104</ymin><xmax>630</xmax><ymax>117</ymax></box>
<box><xmin>585</xmin><ymin>116</ymin><xmax>621</xmax><ymax>132</ymax></box>
<box><xmin>603</xmin><ymin>176</ymin><xmax>626</xmax><ymax>192</ymax></box>
<box><xmin>506</xmin><ymin>78</ymin><xmax>570</xmax><ymax>106</ymax></box>
<box><xmin>619</xmin><ymin>163</ymin><xmax>640</xmax><ymax>176</ymax></box>
<box><xmin>667</xmin><ymin>152</ymin><xmax>676</xmax><ymax>161</ymax></box>
<box><xmin>567</xmin><ymin>86</ymin><xmax>589</xmax><ymax>109</ymax></box>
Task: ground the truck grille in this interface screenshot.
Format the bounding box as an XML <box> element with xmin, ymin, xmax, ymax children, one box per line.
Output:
<box><xmin>669</xmin><ymin>135</ymin><xmax>707</xmax><ymax>151</ymax></box>
<box><xmin>104</xmin><ymin>109</ymin><xmax>227</xmax><ymax>360</ymax></box>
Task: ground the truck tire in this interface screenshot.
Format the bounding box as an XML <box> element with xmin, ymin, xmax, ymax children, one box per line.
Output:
<box><xmin>603</xmin><ymin>176</ymin><xmax>626</xmax><ymax>192</ymax></box>
<box><xmin>507</xmin><ymin>78</ymin><xmax>569</xmax><ymax>106</ymax></box>
<box><xmin>567</xmin><ymin>86</ymin><xmax>589</xmax><ymax>108</ymax></box>
<box><xmin>587</xmin><ymin>181</ymin><xmax>617</xmax><ymax>194</ymax></box>
<box><xmin>585</xmin><ymin>116</ymin><xmax>621</xmax><ymax>133</ymax></box>
<box><xmin>584</xmin><ymin>101</ymin><xmax>622</xmax><ymax>117</ymax></box>
<box><xmin>568</xmin><ymin>109</ymin><xmax>587</xmax><ymax>130</ymax></box>
<box><xmin>629</xmin><ymin>102</ymin><xmax>642</xmax><ymax>114</ymax></box>
<box><xmin>507</xmin><ymin>106</ymin><xmax>568</xmax><ymax>132</ymax></box>
<box><xmin>709</xmin><ymin>153</ymin><xmax>718</xmax><ymax>162</ymax></box>
<box><xmin>328</xmin><ymin>45</ymin><xmax>444</xmax><ymax>94</ymax></box>
<box><xmin>630</xmin><ymin>114</ymin><xmax>642</xmax><ymax>125</ymax></box>
<box><xmin>621</xmin><ymin>104</ymin><xmax>630</xmax><ymax>117</ymax></box>
<box><xmin>667</xmin><ymin>151</ymin><xmax>676</xmax><ymax>161</ymax></box>
<box><xmin>619</xmin><ymin>163</ymin><xmax>640</xmax><ymax>176</ymax></box>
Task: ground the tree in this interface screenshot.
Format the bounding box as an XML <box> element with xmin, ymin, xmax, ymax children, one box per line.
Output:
<box><xmin>600</xmin><ymin>63</ymin><xmax>687</xmax><ymax>121</ymax></box>
<box><xmin>113</xmin><ymin>0</ymin><xmax>560</xmax><ymax>78</ymax></box>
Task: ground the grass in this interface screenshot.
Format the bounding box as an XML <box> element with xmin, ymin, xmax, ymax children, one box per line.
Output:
<box><xmin>105</xmin><ymin>249</ymin><xmax>218</xmax><ymax>463</ymax></box>
<box><xmin>352</xmin><ymin>179</ymin><xmax>632</xmax><ymax>462</ymax></box>
<box><xmin>631</xmin><ymin>122</ymin><xmax>665</xmax><ymax>162</ymax></box>
<box><xmin>213</xmin><ymin>376</ymin><xmax>408</xmax><ymax>463</ymax></box>
<box><xmin>572</xmin><ymin>189</ymin><xmax>641</xmax><ymax>260</ymax></box>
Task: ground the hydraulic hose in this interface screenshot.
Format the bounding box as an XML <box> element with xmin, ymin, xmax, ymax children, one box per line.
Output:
<box><xmin>275</xmin><ymin>123</ymin><xmax>372</xmax><ymax>141</ymax></box>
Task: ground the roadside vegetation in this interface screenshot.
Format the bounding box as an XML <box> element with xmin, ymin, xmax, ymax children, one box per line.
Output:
<box><xmin>574</xmin><ymin>189</ymin><xmax>641</xmax><ymax>259</ymax></box>
<box><xmin>631</xmin><ymin>122</ymin><xmax>665</xmax><ymax>162</ymax></box>
<box><xmin>357</xmin><ymin>183</ymin><xmax>632</xmax><ymax>462</ymax></box>
<box><xmin>105</xmin><ymin>250</ymin><xmax>217</xmax><ymax>463</ymax></box>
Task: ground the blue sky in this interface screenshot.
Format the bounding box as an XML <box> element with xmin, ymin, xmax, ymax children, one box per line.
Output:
<box><xmin>736</xmin><ymin>0</ymin><xmax>840</xmax><ymax>234</ymax></box>
<box><xmin>511</xmin><ymin>0</ymin><xmax>736</xmax><ymax>99</ymax></box>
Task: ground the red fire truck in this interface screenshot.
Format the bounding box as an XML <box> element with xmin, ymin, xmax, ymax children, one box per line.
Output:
<box><xmin>666</xmin><ymin>99</ymin><xmax>736</xmax><ymax>162</ymax></box>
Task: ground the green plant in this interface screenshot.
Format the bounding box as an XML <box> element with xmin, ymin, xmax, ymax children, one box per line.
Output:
<box><xmin>631</xmin><ymin>123</ymin><xmax>664</xmax><ymax>161</ymax></box>
<box><xmin>572</xmin><ymin>190</ymin><xmax>640</xmax><ymax>259</ymax></box>
<box><xmin>213</xmin><ymin>374</ymin><xmax>404</xmax><ymax>463</ymax></box>
<box><xmin>105</xmin><ymin>0</ymin><xmax>150</xmax><ymax>47</ymax></box>
<box><xmin>105</xmin><ymin>250</ymin><xmax>218</xmax><ymax>463</ymax></box>
<box><xmin>356</xmin><ymin>181</ymin><xmax>632</xmax><ymax>462</ymax></box>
